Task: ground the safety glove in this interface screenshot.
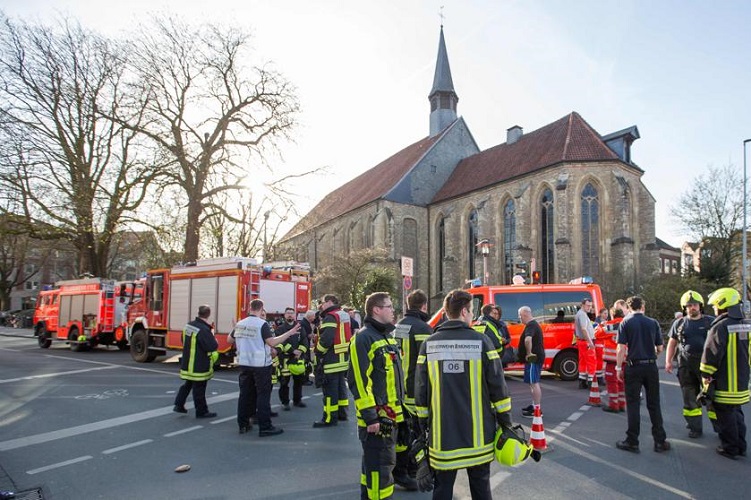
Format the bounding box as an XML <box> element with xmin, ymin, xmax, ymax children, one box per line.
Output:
<box><xmin>410</xmin><ymin>432</ymin><xmax>433</xmax><ymax>492</ymax></box>
<box><xmin>209</xmin><ymin>351</ymin><xmax>219</xmax><ymax>364</ymax></box>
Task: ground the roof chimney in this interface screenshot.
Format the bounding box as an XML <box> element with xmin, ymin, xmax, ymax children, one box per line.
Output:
<box><xmin>507</xmin><ymin>125</ymin><xmax>523</xmax><ymax>145</ymax></box>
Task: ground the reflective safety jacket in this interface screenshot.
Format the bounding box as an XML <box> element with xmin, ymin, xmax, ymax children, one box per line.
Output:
<box><xmin>472</xmin><ymin>315</ymin><xmax>509</xmax><ymax>356</ymax></box>
<box><xmin>348</xmin><ymin>317</ymin><xmax>405</xmax><ymax>427</ymax></box>
<box><xmin>276</xmin><ymin>320</ymin><xmax>309</xmax><ymax>376</ymax></box>
<box><xmin>394</xmin><ymin>309</ymin><xmax>433</xmax><ymax>414</ymax></box>
<box><xmin>700</xmin><ymin>307</ymin><xmax>751</xmax><ymax>406</ymax></box>
<box><xmin>597</xmin><ymin>318</ymin><xmax>623</xmax><ymax>362</ymax></box>
<box><xmin>316</xmin><ymin>305</ymin><xmax>352</xmax><ymax>374</ymax></box>
<box><xmin>415</xmin><ymin>320</ymin><xmax>512</xmax><ymax>471</ymax></box>
<box><xmin>179</xmin><ymin>317</ymin><xmax>218</xmax><ymax>381</ymax></box>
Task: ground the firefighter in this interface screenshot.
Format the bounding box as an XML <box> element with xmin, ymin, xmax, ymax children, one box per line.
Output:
<box><xmin>173</xmin><ymin>304</ymin><xmax>219</xmax><ymax>418</ymax></box>
<box><xmin>574</xmin><ymin>298</ymin><xmax>596</xmax><ymax>389</ymax></box>
<box><xmin>664</xmin><ymin>290</ymin><xmax>716</xmax><ymax>437</ymax></box>
<box><xmin>348</xmin><ymin>292</ymin><xmax>405</xmax><ymax>499</ymax></box>
<box><xmin>276</xmin><ymin>307</ymin><xmax>309</xmax><ymax>410</ymax></box>
<box><xmin>700</xmin><ymin>288</ymin><xmax>750</xmax><ymax>459</ymax></box>
<box><xmin>415</xmin><ymin>289</ymin><xmax>512</xmax><ymax>498</ymax></box>
<box><xmin>392</xmin><ymin>289</ymin><xmax>432</xmax><ymax>491</ymax></box>
<box><xmin>472</xmin><ymin>304</ymin><xmax>510</xmax><ymax>358</ymax></box>
<box><xmin>313</xmin><ymin>294</ymin><xmax>352</xmax><ymax>427</ymax></box>
<box><xmin>600</xmin><ymin>305</ymin><xmax>626</xmax><ymax>413</ymax></box>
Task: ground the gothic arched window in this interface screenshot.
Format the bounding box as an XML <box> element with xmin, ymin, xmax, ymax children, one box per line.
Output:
<box><xmin>437</xmin><ymin>217</ymin><xmax>446</xmax><ymax>291</ymax></box>
<box><xmin>541</xmin><ymin>189</ymin><xmax>555</xmax><ymax>283</ymax></box>
<box><xmin>503</xmin><ymin>199</ymin><xmax>516</xmax><ymax>284</ymax></box>
<box><xmin>581</xmin><ymin>183</ymin><xmax>600</xmax><ymax>277</ymax></box>
<box><xmin>468</xmin><ymin>209</ymin><xmax>479</xmax><ymax>280</ymax></box>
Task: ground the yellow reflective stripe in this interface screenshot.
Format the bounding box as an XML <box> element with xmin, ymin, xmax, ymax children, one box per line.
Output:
<box><xmin>431</xmin><ymin>452</ymin><xmax>494</xmax><ymax>470</ymax></box>
<box><xmin>430</xmin><ymin>443</ymin><xmax>494</xmax><ymax>459</ymax></box>
<box><xmin>402</xmin><ymin>337</ymin><xmax>411</xmax><ymax>390</ymax></box>
<box><xmin>428</xmin><ymin>359</ymin><xmax>441</xmax><ymax>451</ymax></box>
<box><xmin>316</xmin><ymin>342</ymin><xmax>328</xmax><ymax>353</ymax></box>
<box><xmin>349</xmin><ymin>342</ymin><xmax>375</xmax><ymax>410</ymax></box>
<box><xmin>323</xmin><ymin>361</ymin><xmax>349</xmax><ymax>373</ymax></box>
<box><xmin>728</xmin><ymin>332</ymin><xmax>737</xmax><ymax>392</ymax></box>
<box><xmin>417</xmin><ymin>354</ymin><xmax>426</xmax><ymax>364</ymax></box>
<box><xmin>492</xmin><ymin>397</ymin><xmax>511</xmax><ymax>413</ymax></box>
<box><xmin>414</xmin><ymin>334</ymin><xmax>431</xmax><ymax>341</ymax></box>
<box><xmin>472</xmin><ymin>325</ymin><xmax>485</xmax><ymax>334</ymax></box>
<box><xmin>320</xmin><ymin>322</ymin><xmax>337</xmax><ymax>329</ymax></box>
<box><xmin>334</xmin><ymin>342</ymin><xmax>350</xmax><ymax>354</ymax></box>
<box><xmin>708</xmin><ymin>410</ymin><xmax>717</xmax><ymax>420</ymax></box>
<box><xmin>714</xmin><ymin>390</ymin><xmax>750</xmax><ymax>404</ymax></box>
<box><xmin>487</xmin><ymin>350</ymin><xmax>500</xmax><ymax>360</ymax></box>
<box><xmin>369</xmin><ymin>471</ymin><xmax>379</xmax><ymax>500</ymax></box>
<box><xmin>469</xmin><ymin>359</ymin><xmax>482</xmax><ymax>449</ymax></box>
<box><xmin>415</xmin><ymin>406</ymin><xmax>429</xmax><ymax>418</ymax></box>
<box><xmin>700</xmin><ymin>363</ymin><xmax>717</xmax><ymax>375</ymax></box>
<box><xmin>683</xmin><ymin>408</ymin><xmax>702</xmax><ymax>417</ymax></box>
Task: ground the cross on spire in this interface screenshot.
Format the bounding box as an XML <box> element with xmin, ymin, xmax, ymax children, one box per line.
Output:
<box><xmin>439</xmin><ymin>5</ymin><xmax>445</xmax><ymax>27</ymax></box>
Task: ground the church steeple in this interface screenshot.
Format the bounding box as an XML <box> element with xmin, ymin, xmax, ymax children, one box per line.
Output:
<box><xmin>429</xmin><ymin>26</ymin><xmax>459</xmax><ymax>137</ymax></box>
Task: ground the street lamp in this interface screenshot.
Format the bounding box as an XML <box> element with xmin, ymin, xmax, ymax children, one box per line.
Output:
<box><xmin>744</xmin><ymin>139</ymin><xmax>751</xmax><ymax>317</ymax></box>
<box><xmin>476</xmin><ymin>239</ymin><xmax>494</xmax><ymax>285</ymax></box>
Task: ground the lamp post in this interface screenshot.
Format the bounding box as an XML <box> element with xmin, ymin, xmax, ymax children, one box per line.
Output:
<box><xmin>476</xmin><ymin>239</ymin><xmax>494</xmax><ymax>285</ymax></box>
<box><xmin>263</xmin><ymin>210</ymin><xmax>270</xmax><ymax>262</ymax></box>
<box><xmin>744</xmin><ymin>139</ymin><xmax>751</xmax><ymax>317</ymax></box>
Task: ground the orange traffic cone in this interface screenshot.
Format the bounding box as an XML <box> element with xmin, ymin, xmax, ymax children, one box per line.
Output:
<box><xmin>529</xmin><ymin>405</ymin><xmax>550</xmax><ymax>453</ymax></box>
<box><xmin>587</xmin><ymin>378</ymin><xmax>602</xmax><ymax>407</ymax></box>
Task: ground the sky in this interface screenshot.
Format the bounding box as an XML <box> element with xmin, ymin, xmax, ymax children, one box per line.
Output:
<box><xmin>3</xmin><ymin>0</ymin><xmax>751</xmax><ymax>248</ymax></box>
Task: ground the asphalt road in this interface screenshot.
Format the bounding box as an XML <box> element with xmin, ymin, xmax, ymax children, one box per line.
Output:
<box><xmin>0</xmin><ymin>326</ymin><xmax>748</xmax><ymax>500</ymax></box>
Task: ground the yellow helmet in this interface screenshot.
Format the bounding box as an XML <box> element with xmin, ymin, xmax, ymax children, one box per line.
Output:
<box><xmin>494</xmin><ymin>424</ymin><xmax>540</xmax><ymax>467</ymax></box>
<box><xmin>707</xmin><ymin>288</ymin><xmax>741</xmax><ymax>310</ymax></box>
<box><xmin>680</xmin><ymin>290</ymin><xmax>704</xmax><ymax>308</ymax></box>
<box><xmin>288</xmin><ymin>359</ymin><xmax>306</xmax><ymax>376</ymax></box>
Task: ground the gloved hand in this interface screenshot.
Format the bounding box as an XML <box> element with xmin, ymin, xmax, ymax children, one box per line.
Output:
<box><xmin>209</xmin><ymin>351</ymin><xmax>219</xmax><ymax>364</ymax></box>
<box><xmin>410</xmin><ymin>432</ymin><xmax>433</xmax><ymax>492</ymax></box>
<box><xmin>396</xmin><ymin>420</ymin><xmax>411</xmax><ymax>447</ymax></box>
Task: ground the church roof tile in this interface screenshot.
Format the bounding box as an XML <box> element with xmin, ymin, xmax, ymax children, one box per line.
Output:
<box><xmin>431</xmin><ymin>112</ymin><xmax>620</xmax><ymax>203</ymax></box>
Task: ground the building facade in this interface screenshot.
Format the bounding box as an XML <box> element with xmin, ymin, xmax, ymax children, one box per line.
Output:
<box><xmin>277</xmin><ymin>27</ymin><xmax>659</xmax><ymax>308</ymax></box>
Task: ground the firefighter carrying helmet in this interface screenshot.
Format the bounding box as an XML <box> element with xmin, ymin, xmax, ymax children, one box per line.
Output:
<box><xmin>494</xmin><ymin>424</ymin><xmax>541</xmax><ymax>467</ymax></box>
<box><xmin>288</xmin><ymin>359</ymin><xmax>306</xmax><ymax>376</ymax></box>
<box><xmin>680</xmin><ymin>290</ymin><xmax>704</xmax><ymax>308</ymax></box>
<box><xmin>707</xmin><ymin>288</ymin><xmax>741</xmax><ymax>310</ymax></box>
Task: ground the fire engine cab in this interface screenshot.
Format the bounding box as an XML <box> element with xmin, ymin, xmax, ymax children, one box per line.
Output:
<box><xmin>33</xmin><ymin>278</ymin><xmax>135</xmax><ymax>351</ymax></box>
<box><xmin>126</xmin><ymin>257</ymin><xmax>312</xmax><ymax>363</ymax></box>
<box><xmin>430</xmin><ymin>278</ymin><xmax>605</xmax><ymax>380</ymax></box>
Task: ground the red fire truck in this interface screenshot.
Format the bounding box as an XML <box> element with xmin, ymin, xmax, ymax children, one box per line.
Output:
<box><xmin>126</xmin><ymin>258</ymin><xmax>312</xmax><ymax>363</ymax></box>
<box><xmin>33</xmin><ymin>278</ymin><xmax>136</xmax><ymax>351</ymax></box>
<box><xmin>429</xmin><ymin>278</ymin><xmax>606</xmax><ymax>380</ymax></box>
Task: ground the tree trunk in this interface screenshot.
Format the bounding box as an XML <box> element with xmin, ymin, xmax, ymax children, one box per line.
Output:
<box><xmin>184</xmin><ymin>198</ymin><xmax>203</xmax><ymax>263</ymax></box>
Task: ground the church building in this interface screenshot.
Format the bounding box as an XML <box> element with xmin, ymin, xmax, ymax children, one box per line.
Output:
<box><xmin>277</xmin><ymin>27</ymin><xmax>658</xmax><ymax>308</ymax></box>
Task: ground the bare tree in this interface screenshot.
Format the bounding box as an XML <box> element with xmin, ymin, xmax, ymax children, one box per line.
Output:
<box><xmin>670</xmin><ymin>163</ymin><xmax>743</xmax><ymax>284</ymax></box>
<box><xmin>0</xmin><ymin>14</ymin><xmax>158</xmax><ymax>276</ymax></box>
<box><xmin>122</xmin><ymin>16</ymin><xmax>299</xmax><ymax>263</ymax></box>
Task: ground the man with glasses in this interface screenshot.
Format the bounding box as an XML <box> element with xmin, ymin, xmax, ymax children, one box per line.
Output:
<box><xmin>349</xmin><ymin>292</ymin><xmax>406</xmax><ymax>499</ymax></box>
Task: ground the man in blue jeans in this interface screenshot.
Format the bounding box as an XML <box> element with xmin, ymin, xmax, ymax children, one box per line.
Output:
<box><xmin>615</xmin><ymin>296</ymin><xmax>670</xmax><ymax>453</ymax></box>
<box><xmin>518</xmin><ymin>306</ymin><xmax>544</xmax><ymax>418</ymax></box>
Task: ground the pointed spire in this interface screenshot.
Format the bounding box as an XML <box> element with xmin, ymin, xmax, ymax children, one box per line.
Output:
<box><xmin>430</xmin><ymin>26</ymin><xmax>455</xmax><ymax>96</ymax></box>
<box><xmin>429</xmin><ymin>26</ymin><xmax>458</xmax><ymax>137</ymax></box>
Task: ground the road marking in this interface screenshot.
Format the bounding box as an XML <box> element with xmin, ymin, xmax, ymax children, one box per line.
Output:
<box><xmin>550</xmin><ymin>433</ymin><xmax>693</xmax><ymax>499</ymax></box>
<box><xmin>489</xmin><ymin>470</ymin><xmax>512</xmax><ymax>489</ymax></box>
<box><xmin>568</xmin><ymin>411</ymin><xmax>584</xmax><ymax>421</ymax></box>
<box><xmin>165</xmin><ymin>426</ymin><xmax>203</xmax><ymax>437</ymax></box>
<box><xmin>102</xmin><ymin>439</ymin><xmax>153</xmax><ymax>454</ymax></box>
<box><xmin>0</xmin><ymin>365</ymin><xmax>118</xmax><ymax>384</ymax></box>
<box><xmin>0</xmin><ymin>392</ymin><xmax>239</xmax><ymax>451</ymax></box>
<box><xmin>27</xmin><ymin>455</ymin><xmax>93</xmax><ymax>475</ymax></box>
<box><xmin>211</xmin><ymin>416</ymin><xmax>236</xmax><ymax>424</ymax></box>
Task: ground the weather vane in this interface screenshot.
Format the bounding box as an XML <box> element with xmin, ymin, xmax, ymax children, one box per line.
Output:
<box><xmin>439</xmin><ymin>5</ymin><xmax>445</xmax><ymax>27</ymax></box>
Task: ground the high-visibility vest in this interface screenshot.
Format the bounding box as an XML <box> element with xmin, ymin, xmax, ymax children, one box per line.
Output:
<box><xmin>599</xmin><ymin>318</ymin><xmax>623</xmax><ymax>362</ymax></box>
<box><xmin>316</xmin><ymin>307</ymin><xmax>352</xmax><ymax>373</ymax></box>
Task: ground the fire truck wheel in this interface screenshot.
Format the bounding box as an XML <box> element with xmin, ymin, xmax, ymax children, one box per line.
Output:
<box><xmin>130</xmin><ymin>330</ymin><xmax>156</xmax><ymax>362</ymax></box>
<box><xmin>68</xmin><ymin>328</ymin><xmax>86</xmax><ymax>352</ymax></box>
<box><xmin>553</xmin><ymin>350</ymin><xmax>579</xmax><ymax>381</ymax></box>
<box><xmin>37</xmin><ymin>332</ymin><xmax>52</xmax><ymax>349</ymax></box>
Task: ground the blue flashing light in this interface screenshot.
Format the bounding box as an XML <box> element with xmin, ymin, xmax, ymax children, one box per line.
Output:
<box><xmin>581</xmin><ymin>276</ymin><xmax>594</xmax><ymax>284</ymax></box>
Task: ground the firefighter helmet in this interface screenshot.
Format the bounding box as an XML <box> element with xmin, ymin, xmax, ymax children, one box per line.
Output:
<box><xmin>494</xmin><ymin>424</ymin><xmax>538</xmax><ymax>467</ymax></box>
<box><xmin>707</xmin><ymin>288</ymin><xmax>741</xmax><ymax>310</ymax></box>
<box><xmin>288</xmin><ymin>359</ymin><xmax>306</xmax><ymax>376</ymax></box>
<box><xmin>680</xmin><ymin>290</ymin><xmax>704</xmax><ymax>308</ymax></box>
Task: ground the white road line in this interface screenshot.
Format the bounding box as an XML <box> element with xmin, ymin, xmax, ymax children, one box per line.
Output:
<box><xmin>102</xmin><ymin>439</ymin><xmax>153</xmax><ymax>454</ymax></box>
<box><xmin>164</xmin><ymin>425</ymin><xmax>203</xmax><ymax>437</ymax></box>
<box><xmin>489</xmin><ymin>470</ymin><xmax>512</xmax><ymax>489</ymax></box>
<box><xmin>27</xmin><ymin>455</ymin><xmax>93</xmax><ymax>475</ymax></box>
<box><xmin>568</xmin><ymin>411</ymin><xmax>584</xmax><ymax>421</ymax></box>
<box><xmin>0</xmin><ymin>365</ymin><xmax>118</xmax><ymax>384</ymax></box>
<box><xmin>550</xmin><ymin>434</ymin><xmax>693</xmax><ymax>499</ymax></box>
<box><xmin>0</xmin><ymin>392</ymin><xmax>239</xmax><ymax>451</ymax></box>
<box><xmin>211</xmin><ymin>416</ymin><xmax>236</xmax><ymax>425</ymax></box>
